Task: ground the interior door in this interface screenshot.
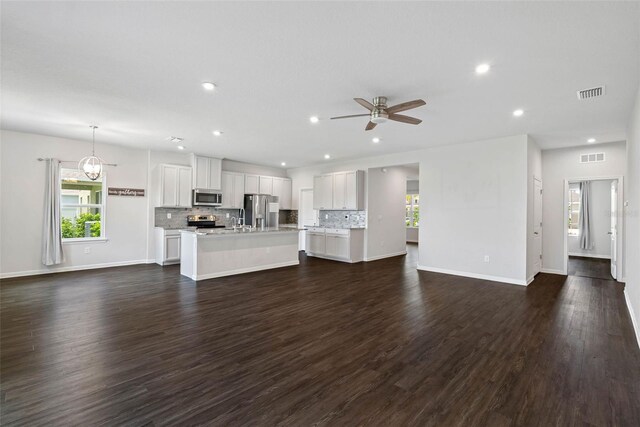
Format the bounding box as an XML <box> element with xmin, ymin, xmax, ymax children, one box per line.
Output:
<box><xmin>533</xmin><ymin>178</ymin><xmax>543</xmax><ymax>275</ymax></box>
<box><xmin>610</xmin><ymin>180</ymin><xmax>618</xmax><ymax>279</ymax></box>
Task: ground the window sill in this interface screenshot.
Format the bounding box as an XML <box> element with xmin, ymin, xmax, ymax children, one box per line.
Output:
<box><xmin>63</xmin><ymin>238</ymin><xmax>109</xmax><ymax>245</ymax></box>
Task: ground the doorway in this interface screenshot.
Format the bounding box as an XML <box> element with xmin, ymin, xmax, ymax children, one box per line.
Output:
<box><xmin>563</xmin><ymin>177</ymin><xmax>623</xmax><ymax>281</ymax></box>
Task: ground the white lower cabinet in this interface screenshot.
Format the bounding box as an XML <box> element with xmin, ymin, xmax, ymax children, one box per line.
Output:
<box><xmin>155</xmin><ymin>228</ymin><xmax>181</xmax><ymax>266</ymax></box>
<box><xmin>305</xmin><ymin>227</ymin><xmax>364</xmax><ymax>263</ymax></box>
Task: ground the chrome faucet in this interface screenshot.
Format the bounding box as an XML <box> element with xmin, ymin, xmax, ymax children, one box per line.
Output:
<box><xmin>238</xmin><ymin>208</ymin><xmax>246</xmax><ymax>228</ymax></box>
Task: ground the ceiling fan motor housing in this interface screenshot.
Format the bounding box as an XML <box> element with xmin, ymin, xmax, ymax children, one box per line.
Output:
<box><xmin>371</xmin><ymin>96</ymin><xmax>389</xmax><ymax>123</ymax></box>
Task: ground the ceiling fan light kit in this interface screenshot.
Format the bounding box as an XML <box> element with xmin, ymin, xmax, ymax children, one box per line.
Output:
<box><xmin>331</xmin><ymin>96</ymin><xmax>426</xmax><ymax>131</ymax></box>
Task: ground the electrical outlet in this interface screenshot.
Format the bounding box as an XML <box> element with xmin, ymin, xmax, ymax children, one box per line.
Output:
<box><xmin>484</xmin><ymin>255</ymin><xmax>490</xmax><ymax>263</ymax></box>
<box><xmin>226</xmin><ymin>213</ymin><xmax>230</xmax><ymax>218</ymax></box>
<box><xmin>325</xmin><ymin>214</ymin><xmax>329</xmax><ymax>219</ymax></box>
<box><xmin>166</xmin><ymin>212</ymin><xmax>172</xmax><ymax>219</ymax></box>
<box><xmin>84</xmin><ymin>247</ymin><xmax>91</xmax><ymax>254</ymax></box>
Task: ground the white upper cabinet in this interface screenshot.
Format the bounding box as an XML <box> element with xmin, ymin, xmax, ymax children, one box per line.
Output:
<box><xmin>272</xmin><ymin>177</ymin><xmax>292</xmax><ymax>209</ymax></box>
<box><xmin>159</xmin><ymin>164</ymin><xmax>192</xmax><ymax>208</ymax></box>
<box><xmin>259</xmin><ymin>176</ymin><xmax>273</xmax><ymax>195</ymax></box>
<box><xmin>221</xmin><ymin>171</ymin><xmax>246</xmax><ymax>209</ymax></box>
<box><xmin>313</xmin><ymin>170</ymin><xmax>364</xmax><ymax>210</ymax></box>
<box><xmin>191</xmin><ymin>154</ymin><xmax>222</xmax><ymax>190</ymax></box>
<box><xmin>244</xmin><ymin>174</ymin><xmax>259</xmax><ymax>194</ymax></box>
<box><xmin>313</xmin><ymin>174</ymin><xmax>334</xmax><ymax>210</ymax></box>
<box><xmin>333</xmin><ymin>172</ymin><xmax>347</xmax><ymax>210</ymax></box>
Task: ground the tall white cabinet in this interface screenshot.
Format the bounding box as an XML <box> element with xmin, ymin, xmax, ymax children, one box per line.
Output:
<box><xmin>159</xmin><ymin>164</ymin><xmax>192</xmax><ymax>208</ymax></box>
<box><xmin>313</xmin><ymin>170</ymin><xmax>364</xmax><ymax>210</ymax></box>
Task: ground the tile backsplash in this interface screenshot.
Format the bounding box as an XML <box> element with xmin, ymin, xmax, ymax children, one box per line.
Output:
<box><xmin>155</xmin><ymin>207</ymin><xmax>299</xmax><ymax>228</ymax></box>
<box><xmin>318</xmin><ymin>210</ymin><xmax>366</xmax><ymax>228</ymax></box>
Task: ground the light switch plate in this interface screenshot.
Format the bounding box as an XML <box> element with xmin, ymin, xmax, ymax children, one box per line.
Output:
<box><xmin>167</xmin><ymin>213</ymin><xmax>172</xmax><ymax>219</ymax></box>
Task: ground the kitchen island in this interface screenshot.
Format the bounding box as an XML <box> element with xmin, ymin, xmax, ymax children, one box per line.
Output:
<box><xmin>180</xmin><ymin>228</ymin><xmax>300</xmax><ymax>281</ymax></box>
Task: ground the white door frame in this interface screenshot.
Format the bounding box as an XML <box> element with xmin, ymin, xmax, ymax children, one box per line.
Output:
<box><xmin>562</xmin><ymin>175</ymin><xmax>624</xmax><ymax>280</ymax></box>
<box><xmin>532</xmin><ymin>177</ymin><xmax>543</xmax><ymax>276</ymax></box>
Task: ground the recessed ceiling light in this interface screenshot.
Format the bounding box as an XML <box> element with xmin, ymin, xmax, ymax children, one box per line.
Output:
<box><xmin>309</xmin><ymin>116</ymin><xmax>319</xmax><ymax>124</ymax></box>
<box><xmin>513</xmin><ymin>109</ymin><xmax>524</xmax><ymax>117</ymax></box>
<box><xmin>213</xmin><ymin>130</ymin><xmax>223</xmax><ymax>136</ymax></box>
<box><xmin>281</xmin><ymin>162</ymin><xmax>286</xmax><ymax>166</ymax></box>
<box><xmin>169</xmin><ymin>136</ymin><xmax>183</xmax><ymax>143</ymax></box>
<box><xmin>475</xmin><ymin>63</ymin><xmax>490</xmax><ymax>74</ymax></box>
<box><xmin>202</xmin><ymin>82</ymin><xmax>216</xmax><ymax>91</ymax></box>
<box><xmin>177</xmin><ymin>145</ymin><xmax>185</xmax><ymax>150</ymax></box>
<box><xmin>324</xmin><ymin>154</ymin><xmax>330</xmax><ymax>159</ymax></box>
<box><xmin>372</xmin><ymin>137</ymin><xmax>380</xmax><ymax>143</ymax></box>
<box><xmin>587</xmin><ymin>138</ymin><xmax>596</xmax><ymax>143</ymax></box>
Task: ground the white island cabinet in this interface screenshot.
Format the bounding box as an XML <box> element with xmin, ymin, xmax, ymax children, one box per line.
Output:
<box><xmin>305</xmin><ymin>227</ymin><xmax>364</xmax><ymax>263</ymax></box>
<box><xmin>180</xmin><ymin>228</ymin><xmax>300</xmax><ymax>281</ymax></box>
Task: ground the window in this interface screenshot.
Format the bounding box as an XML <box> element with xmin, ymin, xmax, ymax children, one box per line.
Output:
<box><xmin>568</xmin><ymin>187</ymin><xmax>580</xmax><ymax>236</ymax></box>
<box><xmin>60</xmin><ymin>168</ymin><xmax>105</xmax><ymax>240</ymax></box>
<box><xmin>406</xmin><ymin>194</ymin><xmax>420</xmax><ymax>228</ymax></box>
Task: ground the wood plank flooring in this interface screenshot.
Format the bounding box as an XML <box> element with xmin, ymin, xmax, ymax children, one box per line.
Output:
<box><xmin>568</xmin><ymin>256</ymin><xmax>614</xmax><ymax>280</ymax></box>
<box><xmin>2</xmin><ymin>245</ymin><xmax>639</xmax><ymax>426</ymax></box>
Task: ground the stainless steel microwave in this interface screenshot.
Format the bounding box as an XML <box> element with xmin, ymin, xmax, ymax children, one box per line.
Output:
<box><xmin>192</xmin><ymin>189</ymin><xmax>223</xmax><ymax>206</ymax></box>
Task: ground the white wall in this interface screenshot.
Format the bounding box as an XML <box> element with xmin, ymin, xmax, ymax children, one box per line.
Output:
<box><xmin>541</xmin><ymin>141</ymin><xmax>626</xmax><ymax>274</ymax></box>
<box><xmin>625</xmin><ymin>86</ymin><xmax>640</xmax><ymax>346</ymax></box>
<box><xmin>419</xmin><ymin>135</ymin><xmax>529</xmax><ymax>284</ymax></box>
<box><xmin>526</xmin><ymin>136</ymin><xmax>542</xmax><ymax>280</ymax></box>
<box><xmin>222</xmin><ymin>159</ymin><xmax>286</xmax><ymax>178</ymax></box>
<box><xmin>288</xmin><ymin>134</ymin><xmax>530</xmax><ymax>285</ymax></box>
<box><xmin>1</xmin><ymin>130</ymin><xmax>149</xmax><ymax>277</ymax></box>
<box><xmin>567</xmin><ymin>180</ymin><xmax>613</xmax><ymax>258</ymax></box>
<box><xmin>366</xmin><ymin>167</ymin><xmax>408</xmax><ymax>260</ymax></box>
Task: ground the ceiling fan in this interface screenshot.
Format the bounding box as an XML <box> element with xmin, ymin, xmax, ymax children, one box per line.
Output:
<box><xmin>330</xmin><ymin>96</ymin><xmax>426</xmax><ymax>131</ymax></box>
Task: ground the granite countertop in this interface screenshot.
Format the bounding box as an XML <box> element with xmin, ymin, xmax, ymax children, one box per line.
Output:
<box><xmin>303</xmin><ymin>225</ymin><xmax>365</xmax><ymax>230</ymax></box>
<box><xmin>181</xmin><ymin>227</ymin><xmax>302</xmax><ymax>237</ymax></box>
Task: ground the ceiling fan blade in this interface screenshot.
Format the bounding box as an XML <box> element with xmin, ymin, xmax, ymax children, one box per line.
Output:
<box><xmin>387</xmin><ymin>99</ymin><xmax>426</xmax><ymax>114</ymax></box>
<box><xmin>354</xmin><ymin>98</ymin><xmax>375</xmax><ymax>111</ymax></box>
<box><xmin>365</xmin><ymin>121</ymin><xmax>377</xmax><ymax>131</ymax></box>
<box><xmin>330</xmin><ymin>113</ymin><xmax>371</xmax><ymax>120</ymax></box>
<box><xmin>388</xmin><ymin>114</ymin><xmax>422</xmax><ymax>125</ymax></box>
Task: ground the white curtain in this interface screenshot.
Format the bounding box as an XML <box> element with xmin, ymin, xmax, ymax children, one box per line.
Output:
<box><xmin>42</xmin><ymin>158</ymin><xmax>64</xmax><ymax>265</ymax></box>
<box><xmin>579</xmin><ymin>181</ymin><xmax>593</xmax><ymax>250</ymax></box>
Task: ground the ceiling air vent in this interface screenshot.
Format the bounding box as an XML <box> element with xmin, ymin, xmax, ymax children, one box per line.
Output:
<box><xmin>580</xmin><ymin>153</ymin><xmax>605</xmax><ymax>164</ymax></box>
<box><xmin>577</xmin><ymin>86</ymin><xmax>605</xmax><ymax>100</ymax></box>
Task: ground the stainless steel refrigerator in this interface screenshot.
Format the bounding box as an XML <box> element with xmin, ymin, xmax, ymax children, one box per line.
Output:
<box><xmin>244</xmin><ymin>194</ymin><xmax>279</xmax><ymax>230</ymax></box>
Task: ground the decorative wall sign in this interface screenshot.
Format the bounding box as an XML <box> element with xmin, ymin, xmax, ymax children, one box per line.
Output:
<box><xmin>108</xmin><ymin>187</ymin><xmax>145</xmax><ymax>197</ymax></box>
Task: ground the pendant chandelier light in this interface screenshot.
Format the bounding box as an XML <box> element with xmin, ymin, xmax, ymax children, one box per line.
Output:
<box><xmin>79</xmin><ymin>125</ymin><xmax>103</xmax><ymax>180</ymax></box>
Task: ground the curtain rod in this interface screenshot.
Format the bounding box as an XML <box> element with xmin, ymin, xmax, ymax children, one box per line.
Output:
<box><xmin>37</xmin><ymin>158</ymin><xmax>117</xmax><ymax>166</ymax></box>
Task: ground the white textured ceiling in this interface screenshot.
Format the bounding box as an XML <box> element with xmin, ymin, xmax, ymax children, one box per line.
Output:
<box><xmin>2</xmin><ymin>1</ymin><xmax>639</xmax><ymax>168</ymax></box>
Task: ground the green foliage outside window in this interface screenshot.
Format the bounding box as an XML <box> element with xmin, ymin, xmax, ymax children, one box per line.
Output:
<box><xmin>62</xmin><ymin>213</ymin><xmax>101</xmax><ymax>238</ymax></box>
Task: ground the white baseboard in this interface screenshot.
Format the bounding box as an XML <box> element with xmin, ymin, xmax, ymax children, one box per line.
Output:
<box><xmin>406</xmin><ymin>240</ymin><xmax>419</xmax><ymax>243</ymax></box>
<box><xmin>191</xmin><ymin>260</ymin><xmax>299</xmax><ymax>281</ymax></box>
<box><xmin>540</xmin><ymin>268</ymin><xmax>566</xmax><ymax>275</ymax></box>
<box><xmin>527</xmin><ymin>276</ymin><xmax>535</xmax><ymax>285</ymax></box>
<box><xmin>365</xmin><ymin>251</ymin><xmax>407</xmax><ymax>262</ymax></box>
<box><xmin>416</xmin><ymin>264</ymin><xmax>527</xmax><ymax>286</ymax></box>
<box><xmin>568</xmin><ymin>252</ymin><xmax>611</xmax><ymax>260</ymax></box>
<box><xmin>624</xmin><ymin>289</ymin><xmax>640</xmax><ymax>350</ymax></box>
<box><xmin>0</xmin><ymin>259</ymin><xmax>153</xmax><ymax>279</ymax></box>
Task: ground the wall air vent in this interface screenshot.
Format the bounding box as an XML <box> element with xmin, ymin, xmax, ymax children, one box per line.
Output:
<box><xmin>580</xmin><ymin>153</ymin><xmax>605</xmax><ymax>164</ymax></box>
<box><xmin>577</xmin><ymin>86</ymin><xmax>605</xmax><ymax>100</ymax></box>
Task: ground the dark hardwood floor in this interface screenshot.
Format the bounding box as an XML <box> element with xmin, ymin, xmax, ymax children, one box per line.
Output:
<box><xmin>2</xmin><ymin>245</ymin><xmax>639</xmax><ymax>426</ymax></box>
<box><xmin>568</xmin><ymin>255</ymin><xmax>615</xmax><ymax>280</ymax></box>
